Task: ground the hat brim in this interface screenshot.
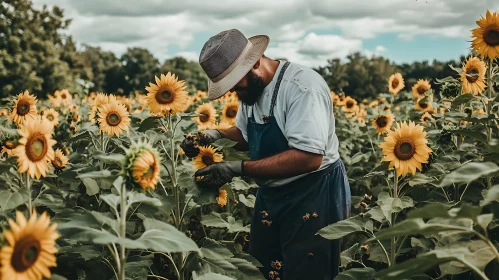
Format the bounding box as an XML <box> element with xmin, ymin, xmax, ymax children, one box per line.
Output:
<box><xmin>207</xmin><ymin>35</ymin><xmax>270</xmax><ymax>100</ymax></box>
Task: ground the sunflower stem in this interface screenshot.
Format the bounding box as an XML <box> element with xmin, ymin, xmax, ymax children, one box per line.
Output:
<box><xmin>26</xmin><ymin>173</ymin><xmax>32</xmax><ymax>217</ymax></box>
<box><xmin>390</xmin><ymin>171</ymin><xmax>399</xmax><ymax>266</ymax></box>
<box><xmin>486</xmin><ymin>58</ymin><xmax>495</xmax><ymax>189</ymax></box>
<box><xmin>119</xmin><ymin>180</ymin><xmax>127</xmax><ymax>280</ymax></box>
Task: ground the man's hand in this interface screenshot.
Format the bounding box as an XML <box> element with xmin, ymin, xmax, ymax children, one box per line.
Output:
<box><xmin>194</xmin><ymin>161</ymin><xmax>243</xmax><ymax>188</ymax></box>
<box><xmin>180</xmin><ymin>130</ymin><xmax>221</xmax><ymax>158</ymax></box>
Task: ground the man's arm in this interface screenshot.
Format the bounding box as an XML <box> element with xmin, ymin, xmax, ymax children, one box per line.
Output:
<box><xmin>218</xmin><ymin>127</ymin><xmax>249</xmax><ymax>151</ymax></box>
<box><xmin>243</xmin><ymin>148</ymin><xmax>322</xmax><ymax>178</ymax></box>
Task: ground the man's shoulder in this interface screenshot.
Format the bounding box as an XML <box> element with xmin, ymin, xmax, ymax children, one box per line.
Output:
<box><xmin>282</xmin><ymin>62</ymin><xmax>330</xmax><ymax>98</ymax></box>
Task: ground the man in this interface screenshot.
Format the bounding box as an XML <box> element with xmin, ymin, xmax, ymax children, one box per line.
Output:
<box><xmin>181</xmin><ymin>29</ymin><xmax>351</xmax><ymax>279</ymax></box>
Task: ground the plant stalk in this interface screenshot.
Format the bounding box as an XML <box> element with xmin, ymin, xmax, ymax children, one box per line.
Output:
<box><xmin>390</xmin><ymin>171</ymin><xmax>399</xmax><ymax>266</ymax></box>
<box><xmin>486</xmin><ymin>59</ymin><xmax>495</xmax><ymax>189</ymax></box>
<box><xmin>26</xmin><ymin>174</ymin><xmax>32</xmax><ymax>217</ymax></box>
<box><xmin>119</xmin><ymin>181</ymin><xmax>127</xmax><ymax>280</ymax></box>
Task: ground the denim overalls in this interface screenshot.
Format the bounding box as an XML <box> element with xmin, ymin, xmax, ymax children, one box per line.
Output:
<box><xmin>247</xmin><ymin>61</ymin><xmax>351</xmax><ymax>280</ymax></box>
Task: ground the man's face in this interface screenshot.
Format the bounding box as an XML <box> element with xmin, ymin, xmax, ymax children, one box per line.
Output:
<box><xmin>231</xmin><ymin>70</ymin><xmax>265</xmax><ymax>106</ymax></box>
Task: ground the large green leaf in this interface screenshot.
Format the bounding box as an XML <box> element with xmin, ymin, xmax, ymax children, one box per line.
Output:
<box><xmin>451</xmin><ymin>129</ymin><xmax>487</xmax><ymax>143</ymax></box>
<box><xmin>0</xmin><ymin>187</ymin><xmax>30</xmax><ymax>211</ymax></box>
<box><xmin>201</xmin><ymin>213</ymin><xmax>250</xmax><ymax>233</ymax></box>
<box><xmin>438</xmin><ymin>240</ymin><xmax>495</xmax><ymax>276</ymax></box>
<box><xmin>138</xmin><ymin>116</ymin><xmax>162</xmax><ymax>132</ymax></box>
<box><xmin>134</xmin><ymin>218</ymin><xmax>200</xmax><ymax>253</ymax></box>
<box><xmin>480</xmin><ymin>185</ymin><xmax>499</xmax><ymax>206</ymax></box>
<box><xmin>77</xmin><ymin>170</ymin><xmax>112</xmax><ymax>179</ymax></box>
<box><xmin>94</xmin><ymin>152</ymin><xmax>125</xmax><ymax>164</ymax></box>
<box><xmin>100</xmin><ymin>194</ymin><xmax>120</xmax><ymax>214</ymax></box>
<box><xmin>317</xmin><ymin>216</ymin><xmax>372</xmax><ymax>240</ymax></box>
<box><xmin>81</xmin><ymin>178</ymin><xmax>100</xmax><ymax>196</ymax></box>
<box><xmin>213</xmin><ymin>138</ymin><xmax>238</xmax><ymax>148</ymax></box>
<box><xmin>408</xmin><ymin>203</ymin><xmax>481</xmax><ymax>222</ymax></box>
<box><xmin>438</xmin><ymin>162</ymin><xmax>499</xmax><ymax>187</ymax></box>
<box><xmin>238</xmin><ymin>194</ymin><xmax>256</xmax><ymax>208</ymax></box>
<box><xmin>375</xmin><ymin>248</ymin><xmax>485</xmax><ymax>280</ymax></box>
<box><xmin>230</xmin><ymin>177</ymin><xmax>257</xmax><ymax>190</ymax></box>
<box><xmin>127</xmin><ymin>191</ymin><xmax>162</xmax><ymax>207</ymax></box>
<box><xmin>340</xmin><ymin>243</ymin><xmax>359</xmax><ymax>268</ymax></box>
<box><xmin>409</xmin><ymin>173</ymin><xmax>435</xmax><ymax>186</ymax></box>
<box><xmin>193</xmin><ymin>273</ymin><xmax>235</xmax><ymax>280</ymax></box>
<box><xmin>335</xmin><ymin>268</ymin><xmax>375</xmax><ymax>280</ymax></box>
<box><xmin>372</xmin><ymin>218</ymin><xmax>468</xmax><ymax>241</ymax></box>
<box><xmin>451</xmin><ymin>92</ymin><xmax>475</xmax><ymax>109</ymax></box>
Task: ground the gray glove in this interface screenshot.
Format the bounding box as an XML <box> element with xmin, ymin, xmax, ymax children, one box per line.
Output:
<box><xmin>194</xmin><ymin>161</ymin><xmax>243</xmax><ymax>188</ymax></box>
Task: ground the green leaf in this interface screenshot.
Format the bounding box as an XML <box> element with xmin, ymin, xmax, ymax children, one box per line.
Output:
<box><xmin>89</xmin><ymin>211</ymin><xmax>119</xmax><ymax>233</ymax></box>
<box><xmin>435</xmin><ymin>76</ymin><xmax>458</xmax><ymax>84</ymax></box>
<box><xmin>438</xmin><ymin>162</ymin><xmax>499</xmax><ymax>187</ymax></box>
<box><xmin>340</xmin><ymin>243</ymin><xmax>359</xmax><ymax>268</ymax></box>
<box><xmin>408</xmin><ymin>203</ymin><xmax>481</xmax><ymax>222</ymax></box>
<box><xmin>409</xmin><ymin>173</ymin><xmax>435</xmax><ymax>186</ymax></box>
<box><xmin>0</xmin><ymin>187</ymin><xmax>30</xmax><ymax>211</ymax></box>
<box><xmin>127</xmin><ymin>191</ymin><xmax>162</xmax><ymax>207</ymax></box>
<box><xmin>68</xmin><ymin>130</ymin><xmax>92</xmax><ymax>144</ymax></box>
<box><xmin>230</xmin><ymin>177</ymin><xmax>256</xmax><ymax>190</ymax></box>
<box><xmin>372</xmin><ymin>218</ymin><xmax>468</xmax><ymax>241</ymax></box>
<box><xmin>480</xmin><ymin>185</ymin><xmax>499</xmax><ymax>206</ymax></box>
<box><xmin>335</xmin><ymin>267</ymin><xmax>375</xmax><ymax>280</ymax></box>
<box><xmin>375</xmin><ymin>248</ymin><xmax>484</xmax><ymax>280</ymax></box>
<box><xmin>138</xmin><ymin>116</ymin><xmax>162</xmax><ymax>132</ymax></box>
<box><xmin>81</xmin><ymin>177</ymin><xmax>100</xmax><ymax>196</ymax></box>
<box><xmin>368</xmin><ymin>244</ymin><xmax>389</xmax><ymax>264</ymax></box>
<box><xmin>451</xmin><ymin>129</ymin><xmax>487</xmax><ymax>143</ymax></box>
<box><xmin>213</xmin><ymin>138</ymin><xmax>238</xmax><ymax>148</ymax></box>
<box><xmin>0</xmin><ymin>125</ymin><xmax>18</xmax><ymax>135</ymax></box>
<box><xmin>193</xmin><ymin>273</ymin><xmax>235</xmax><ymax>280</ymax></box>
<box><xmin>437</xmin><ymin>240</ymin><xmax>496</xmax><ymax>276</ymax></box>
<box><xmin>134</xmin><ymin>218</ymin><xmax>200</xmax><ymax>253</ymax></box>
<box><xmin>477</xmin><ymin>214</ymin><xmax>493</xmax><ymax>229</ymax></box>
<box><xmin>238</xmin><ymin>194</ymin><xmax>256</xmax><ymax>208</ymax></box>
<box><xmin>100</xmin><ymin>194</ymin><xmax>120</xmax><ymax>214</ymax></box>
<box><xmin>77</xmin><ymin>170</ymin><xmax>112</xmax><ymax>179</ymax></box>
<box><xmin>317</xmin><ymin>216</ymin><xmax>371</xmax><ymax>240</ymax></box>
<box><xmin>94</xmin><ymin>153</ymin><xmax>125</xmax><ymax>164</ymax></box>
<box><xmin>366</xmin><ymin>206</ymin><xmax>385</xmax><ymax>223</ymax></box>
<box><xmin>451</xmin><ymin>93</ymin><xmax>475</xmax><ymax>110</ymax></box>
<box><xmin>227</xmin><ymin>257</ymin><xmax>265</xmax><ymax>280</ymax></box>
<box><xmin>201</xmin><ymin>213</ymin><xmax>250</xmax><ymax>233</ymax></box>
<box><xmin>449</xmin><ymin>64</ymin><xmax>464</xmax><ymax>74</ymax></box>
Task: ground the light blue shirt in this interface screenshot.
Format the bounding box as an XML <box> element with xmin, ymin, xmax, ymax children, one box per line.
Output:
<box><xmin>236</xmin><ymin>60</ymin><xmax>340</xmax><ymax>187</ymax></box>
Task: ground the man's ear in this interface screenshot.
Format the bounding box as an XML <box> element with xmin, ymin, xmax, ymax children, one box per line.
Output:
<box><xmin>252</xmin><ymin>57</ymin><xmax>261</xmax><ymax>69</ymax></box>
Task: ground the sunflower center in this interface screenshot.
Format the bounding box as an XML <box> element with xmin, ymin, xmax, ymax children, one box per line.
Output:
<box><xmin>16</xmin><ymin>100</ymin><xmax>30</xmax><ymax>116</ymax></box>
<box><xmin>346</xmin><ymin>101</ymin><xmax>354</xmax><ymax>108</ymax></box>
<box><xmin>26</xmin><ymin>133</ymin><xmax>48</xmax><ymax>162</ymax></box>
<box><xmin>376</xmin><ymin>117</ymin><xmax>388</xmax><ymax>128</ymax></box>
<box><xmin>391</xmin><ymin>79</ymin><xmax>399</xmax><ymax>89</ymax></box>
<box><xmin>484</xmin><ymin>27</ymin><xmax>499</xmax><ymax>46</ymax></box>
<box><xmin>466</xmin><ymin>68</ymin><xmax>479</xmax><ymax>83</ymax></box>
<box><xmin>11</xmin><ymin>235</ymin><xmax>41</xmax><ymax>272</ymax></box>
<box><xmin>106</xmin><ymin>112</ymin><xmax>121</xmax><ymax>126</ymax></box>
<box><xmin>199</xmin><ymin>111</ymin><xmax>210</xmax><ymax>123</ymax></box>
<box><xmin>417</xmin><ymin>86</ymin><xmax>426</xmax><ymax>95</ymax></box>
<box><xmin>395</xmin><ymin>140</ymin><xmax>416</xmax><ymax>160</ymax></box>
<box><xmin>61</xmin><ymin>93</ymin><xmax>67</xmax><ymax>99</ymax></box>
<box><xmin>155</xmin><ymin>90</ymin><xmax>174</xmax><ymax>104</ymax></box>
<box><xmin>47</xmin><ymin>114</ymin><xmax>54</xmax><ymax>121</ymax></box>
<box><xmin>226</xmin><ymin>106</ymin><xmax>238</xmax><ymax>118</ymax></box>
<box><xmin>202</xmin><ymin>155</ymin><xmax>214</xmax><ymax>166</ymax></box>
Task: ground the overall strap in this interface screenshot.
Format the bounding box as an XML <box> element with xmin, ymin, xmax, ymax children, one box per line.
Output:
<box><xmin>269</xmin><ymin>61</ymin><xmax>290</xmax><ymax>117</ymax></box>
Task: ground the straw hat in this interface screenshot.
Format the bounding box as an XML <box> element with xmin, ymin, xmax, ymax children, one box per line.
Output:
<box><xmin>199</xmin><ymin>29</ymin><xmax>270</xmax><ymax>100</ymax></box>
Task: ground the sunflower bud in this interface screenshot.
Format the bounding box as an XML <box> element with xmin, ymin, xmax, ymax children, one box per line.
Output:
<box><xmin>361</xmin><ymin>245</ymin><xmax>369</xmax><ymax>251</ymax></box>
<box><xmin>359</xmin><ymin>213</ymin><xmax>365</xmax><ymax>217</ymax></box>
<box><xmin>5</xmin><ymin>140</ymin><xmax>17</xmax><ymax>149</ymax></box>
<box><xmin>363</xmin><ymin>194</ymin><xmax>372</xmax><ymax>201</ymax></box>
<box><xmin>360</xmin><ymin>202</ymin><xmax>368</xmax><ymax>209</ymax></box>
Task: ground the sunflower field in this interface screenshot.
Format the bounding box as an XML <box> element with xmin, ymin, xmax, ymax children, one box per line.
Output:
<box><xmin>1</xmin><ymin>8</ymin><xmax>499</xmax><ymax>280</ymax></box>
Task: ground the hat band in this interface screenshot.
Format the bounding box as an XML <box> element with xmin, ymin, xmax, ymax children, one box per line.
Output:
<box><xmin>211</xmin><ymin>41</ymin><xmax>253</xmax><ymax>83</ymax></box>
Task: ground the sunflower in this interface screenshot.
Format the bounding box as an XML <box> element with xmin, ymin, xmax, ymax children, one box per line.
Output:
<box><xmin>420</xmin><ymin>112</ymin><xmax>434</xmax><ymax>123</ymax></box>
<box><xmin>0</xmin><ymin>210</ymin><xmax>59</xmax><ymax>280</ymax></box>
<box><xmin>41</xmin><ymin>108</ymin><xmax>60</xmax><ymax>127</ymax></box>
<box><xmin>221</xmin><ymin>100</ymin><xmax>239</xmax><ymax>125</ymax></box>
<box><xmin>1</xmin><ymin>141</ymin><xmax>16</xmax><ymax>157</ymax></box>
<box><xmin>193</xmin><ymin>145</ymin><xmax>223</xmax><ymax>170</ymax></box>
<box><xmin>379</xmin><ymin>121</ymin><xmax>432</xmax><ymax>177</ymax></box>
<box><xmin>145</xmin><ymin>73</ymin><xmax>189</xmax><ymax>115</ymax></box>
<box><xmin>218</xmin><ymin>91</ymin><xmax>238</xmax><ymax>104</ymax></box>
<box><xmin>88</xmin><ymin>107</ymin><xmax>97</xmax><ymax>124</ymax></box>
<box><xmin>217</xmin><ymin>189</ymin><xmax>228</xmax><ymax>207</ymax></box>
<box><xmin>10</xmin><ymin>90</ymin><xmax>38</xmax><ymax>125</ymax></box>
<box><xmin>342</xmin><ymin>97</ymin><xmax>358</xmax><ymax>112</ymax></box>
<box><xmin>94</xmin><ymin>93</ymin><xmax>109</xmax><ymax>108</ymax></box>
<box><xmin>460</xmin><ymin>56</ymin><xmax>487</xmax><ymax>95</ymax></box>
<box><xmin>372</xmin><ymin>114</ymin><xmax>395</xmax><ymax>134</ymax></box>
<box><xmin>47</xmin><ymin>94</ymin><xmax>61</xmax><ymax>107</ymax></box>
<box><xmin>59</xmin><ymin>89</ymin><xmax>72</xmax><ymax>105</ymax></box>
<box><xmin>369</xmin><ymin>100</ymin><xmax>379</xmax><ymax>108</ymax></box>
<box><xmin>13</xmin><ymin>117</ymin><xmax>56</xmax><ymax>179</ymax></box>
<box><xmin>0</xmin><ymin>108</ymin><xmax>9</xmax><ymax>116</ymax></box>
<box><xmin>131</xmin><ymin>150</ymin><xmax>161</xmax><ymax>190</ymax></box>
<box><xmin>72</xmin><ymin>112</ymin><xmax>81</xmax><ymax>123</ymax></box>
<box><xmin>193</xmin><ymin>103</ymin><xmax>218</xmax><ymax>129</ymax></box>
<box><xmin>196</xmin><ymin>90</ymin><xmax>208</xmax><ymax>99</ymax></box>
<box><xmin>415</xmin><ymin>97</ymin><xmax>433</xmax><ymax>112</ymax></box>
<box><xmin>98</xmin><ymin>100</ymin><xmax>130</xmax><ymax>137</ymax></box>
<box><xmin>216</xmin><ymin>121</ymin><xmax>233</xmax><ymax>130</ymax></box>
<box><xmin>411</xmin><ymin>79</ymin><xmax>431</xmax><ymax>99</ymax></box>
<box><xmin>471</xmin><ymin>10</ymin><xmax>499</xmax><ymax>59</ymax></box>
<box><xmin>51</xmin><ymin>149</ymin><xmax>69</xmax><ymax>173</ymax></box>
<box><xmin>388</xmin><ymin>73</ymin><xmax>405</xmax><ymax>95</ymax></box>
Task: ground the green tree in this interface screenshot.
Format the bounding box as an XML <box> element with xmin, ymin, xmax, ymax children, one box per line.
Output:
<box><xmin>78</xmin><ymin>45</ymin><xmax>124</xmax><ymax>94</ymax></box>
<box><xmin>160</xmin><ymin>56</ymin><xmax>208</xmax><ymax>93</ymax></box>
<box><xmin>0</xmin><ymin>0</ymin><xmax>79</xmax><ymax>98</ymax></box>
<box><xmin>121</xmin><ymin>47</ymin><xmax>160</xmax><ymax>95</ymax></box>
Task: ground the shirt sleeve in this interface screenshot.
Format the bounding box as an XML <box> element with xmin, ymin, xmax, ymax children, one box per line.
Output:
<box><xmin>284</xmin><ymin>90</ymin><xmax>331</xmax><ymax>155</ymax></box>
<box><xmin>236</xmin><ymin>101</ymin><xmax>248</xmax><ymax>142</ymax></box>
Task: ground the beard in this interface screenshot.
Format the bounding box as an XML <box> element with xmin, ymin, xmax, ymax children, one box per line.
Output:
<box><xmin>236</xmin><ymin>71</ymin><xmax>265</xmax><ymax>106</ymax></box>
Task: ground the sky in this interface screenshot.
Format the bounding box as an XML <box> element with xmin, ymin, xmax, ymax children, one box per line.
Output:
<box><xmin>32</xmin><ymin>0</ymin><xmax>499</xmax><ymax>68</ymax></box>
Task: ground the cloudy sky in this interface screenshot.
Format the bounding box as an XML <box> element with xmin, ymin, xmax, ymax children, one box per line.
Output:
<box><xmin>33</xmin><ymin>0</ymin><xmax>499</xmax><ymax>67</ymax></box>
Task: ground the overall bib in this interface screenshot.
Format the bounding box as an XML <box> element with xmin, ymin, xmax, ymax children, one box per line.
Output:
<box><xmin>247</xmin><ymin>61</ymin><xmax>351</xmax><ymax>280</ymax></box>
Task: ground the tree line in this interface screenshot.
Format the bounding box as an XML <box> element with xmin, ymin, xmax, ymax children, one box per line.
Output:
<box><xmin>1</xmin><ymin>0</ymin><xmax>467</xmax><ymax>100</ymax></box>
